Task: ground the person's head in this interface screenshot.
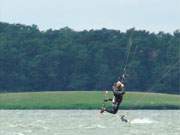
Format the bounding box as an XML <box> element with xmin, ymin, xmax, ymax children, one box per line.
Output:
<box><xmin>116</xmin><ymin>81</ymin><xmax>124</xmax><ymax>89</ymax></box>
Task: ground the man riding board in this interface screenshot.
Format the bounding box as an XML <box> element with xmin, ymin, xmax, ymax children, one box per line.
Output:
<box><xmin>100</xmin><ymin>79</ymin><xmax>125</xmax><ymax>114</ymax></box>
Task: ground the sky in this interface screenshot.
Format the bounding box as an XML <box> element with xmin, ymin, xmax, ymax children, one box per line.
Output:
<box><xmin>0</xmin><ymin>0</ymin><xmax>179</xmax><ymax>33</ymax></box>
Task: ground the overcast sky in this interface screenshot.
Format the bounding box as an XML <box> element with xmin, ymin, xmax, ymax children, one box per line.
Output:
<box><xmin>0</xmin><ymin>0</ymin><xmax>179</xmax><ymax>33</ymax></box>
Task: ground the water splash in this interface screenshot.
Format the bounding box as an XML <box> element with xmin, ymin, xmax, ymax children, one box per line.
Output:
<box><xmin>130</xmin><ymin>118</ymin><xmax>155</xmax><ymax>124</ymax></box>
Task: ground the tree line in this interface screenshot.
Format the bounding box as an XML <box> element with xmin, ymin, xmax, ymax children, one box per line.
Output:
<box><xmin>0</xmin><ymin>22</ymin><xmax>179</xmax><ymax>93</ymax></box>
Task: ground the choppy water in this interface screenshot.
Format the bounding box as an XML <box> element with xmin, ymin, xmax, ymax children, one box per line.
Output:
<box><xmin>0</xmin><ymin>110</ymin><xmax>180</xmax><ymax>135</ymax></box>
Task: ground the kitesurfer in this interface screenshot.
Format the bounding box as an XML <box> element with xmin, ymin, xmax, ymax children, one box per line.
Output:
<box><xmin>100</xmin><ymin>80</ymin><xmax>125</xmax><ymax>114</ymax></box>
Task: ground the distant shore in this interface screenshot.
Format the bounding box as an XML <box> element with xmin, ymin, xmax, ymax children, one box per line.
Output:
<box><xmin>0</xmin><ymin>91</ymin><xmax>180</xmax><ymax>109</ymax></box>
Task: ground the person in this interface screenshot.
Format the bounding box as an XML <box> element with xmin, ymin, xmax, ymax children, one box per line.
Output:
<box><xmin>100</xmin><ymin>80</ymin><xmax>125</xmax><ymax>114</ymax></box>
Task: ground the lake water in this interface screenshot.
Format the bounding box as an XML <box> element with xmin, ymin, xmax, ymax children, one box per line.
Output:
<box><xmin>0</xmin><ymin>110</ymin><xmax>179</xmax><ymax>135</ymax></box>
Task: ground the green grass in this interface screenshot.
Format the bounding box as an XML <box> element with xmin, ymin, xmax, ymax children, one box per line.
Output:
<box><xmin>0</xmin><ymin>91</ymin><xmax>180</xmax><ymax>109</ymax></box>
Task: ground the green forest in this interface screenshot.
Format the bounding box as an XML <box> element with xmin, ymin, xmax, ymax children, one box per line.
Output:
<box><xmin>0</xmin><ymin>22</ymin><xmax>179</xmax><ymax>93</ymax></box>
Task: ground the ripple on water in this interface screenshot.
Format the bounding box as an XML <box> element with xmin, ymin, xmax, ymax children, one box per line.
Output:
<box><xmin>81</xmin><ymin>124</ymin><xmax>106</xmax><ymax>129</ymax></box>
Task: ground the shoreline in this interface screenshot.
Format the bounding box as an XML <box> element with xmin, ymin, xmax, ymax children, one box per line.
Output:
<box><xmin>0</xmin><ymin>91</ymin><xmax>180</xmax><ymax>110</ymax></box>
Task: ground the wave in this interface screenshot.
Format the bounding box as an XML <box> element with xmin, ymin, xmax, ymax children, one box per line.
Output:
<box><xmin>79</xmin><ymin>124</ymin><xmax>106</xmax><ymax>129</ymax></box>
<box><xmin>130</xmin><ymin>118</ymin><xmax>156</xmax><ymax>124</ymax></box>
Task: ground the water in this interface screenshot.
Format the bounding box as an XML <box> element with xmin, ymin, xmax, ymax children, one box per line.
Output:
<box><xmin>0</xmin><ymin>110</ymin><xmax>180</xmax><ymax>135</ymax></box>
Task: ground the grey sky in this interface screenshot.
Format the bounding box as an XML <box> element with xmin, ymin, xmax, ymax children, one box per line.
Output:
<box><xmin>0</xmin><ymin>0</ymin><xmax>179</xmax><ymax>33</ymax></box>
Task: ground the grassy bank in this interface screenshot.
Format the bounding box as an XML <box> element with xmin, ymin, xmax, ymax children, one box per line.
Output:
<box><xmin>0</xmin><ymin>91</ymin><xmax>180</xmax><ymax>109</ymax></box>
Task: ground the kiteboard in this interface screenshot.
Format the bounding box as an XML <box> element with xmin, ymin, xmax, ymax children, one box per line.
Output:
<box><xmin>120</xmin><ymin>115</ymin><xmax>129</xmax><ymax>123</ymax></box>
